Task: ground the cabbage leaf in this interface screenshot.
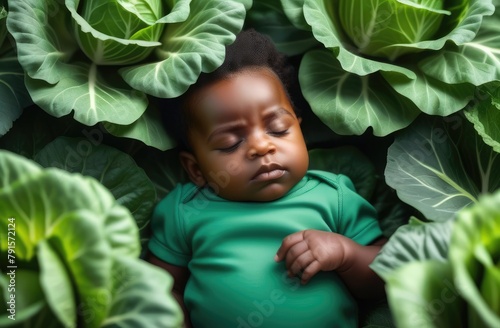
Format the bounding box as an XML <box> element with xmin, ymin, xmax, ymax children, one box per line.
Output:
<box><xmin>6</xmin><ymin>0</ymin><xmax>248</xmax><ymax>149</ymax></box>
<box><xmin>276</xmin><ymin>0</ymin><xmax>499</xmax><ymax>136</ymax></box>
<box><xmin>0</xmin><ymin>150</ymin><xmax>183</xmax><ymax>327</ymax></box>
<box><xmin>385</xmin><ymin>114</ymin><xmax>500</xmax><ymax>221</ymax></box>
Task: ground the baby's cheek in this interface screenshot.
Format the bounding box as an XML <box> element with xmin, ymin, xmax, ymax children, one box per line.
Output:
<box><xmin>225</xmin><ymin>159</ymin><xmax>242</xmax><ymax>176</ymax></box>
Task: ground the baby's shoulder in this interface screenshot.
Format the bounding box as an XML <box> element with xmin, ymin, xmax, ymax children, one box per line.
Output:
<box><xmin>159</xmin><ymin>182</ymin><xmax>200</xmax><ymax>205</ymax></box>
<box><xmin>306</xmin><ymin>170</ymin><xmax>354</xmax><ymax>190</ymax></box>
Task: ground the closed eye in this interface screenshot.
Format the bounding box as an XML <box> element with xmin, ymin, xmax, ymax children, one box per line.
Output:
<box><xmin>269</xmin><ymin>129</ymin><xmax>289</xmax><ymax>136</ymax></box>
<box><xmin>217</xmin><ymin>140</ymin><xmax>243</xmax><ymax>153</ymax></box>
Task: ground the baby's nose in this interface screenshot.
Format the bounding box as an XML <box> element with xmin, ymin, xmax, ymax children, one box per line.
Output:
<box><xmin>246</xmin><ymin>133</ymin><xmax>277</xmax><ymax>159</ymax></box>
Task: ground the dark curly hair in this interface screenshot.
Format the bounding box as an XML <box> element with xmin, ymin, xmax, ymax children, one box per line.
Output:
<box><xmin>158</xmin><ymin>28</ymin><xmax>300</xmax><ymax>151</ymax></box>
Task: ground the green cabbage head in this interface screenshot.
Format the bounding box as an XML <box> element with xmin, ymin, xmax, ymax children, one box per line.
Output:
<box><xmin>0</xmin><ymin>150</ymin><xmax>184</xmax><ymax>327</ymax></box>
<box><xmin>379</xmin><ymin>190</ymin><xmax>500</xmax><ymax>327</ymax></box>
<box><xmin>72</xmin><ymin>0</ymin><xmax>165</xmax><ymax>65</ymax></box>
<box><xmin>6</xmin><ymin>0</ymin><xmax>249</xmax><ymax>150</ymax></box>
<box><xmin>449</xmin><ymin>189</ymin><xmax>500</xmax><ymax>327</ymax></box>
<box><xmin>339</xmin><ymin>0</ymin><xmax>451</xmax><ymax>61</ymax></box>
<box><xmin>280</xmin><ymin>0</ymin><xmax>499</xmax><ymax>136</ymax></box>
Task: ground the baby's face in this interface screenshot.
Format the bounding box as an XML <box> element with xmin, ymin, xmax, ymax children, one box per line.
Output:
<box><xmin>183</xmin><ymin>67</ymin><xmax>309</xmax><ymax>201</ymax></box>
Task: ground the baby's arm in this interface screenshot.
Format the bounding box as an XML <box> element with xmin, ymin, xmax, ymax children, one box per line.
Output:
<box><xmin>274</xmin><ymin>230</ymin><xmax>386</xmax><ymax>300</ymax></box>
<box><xmin>146</xmin><ymin>252</ymin><xmax>192</xmax><ymax>328</ymax></box>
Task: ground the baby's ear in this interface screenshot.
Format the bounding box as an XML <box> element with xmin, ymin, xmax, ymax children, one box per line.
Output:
<box><xmin>179</xmin><ymin>151</ymin><xmax>206</xmax><ymax>187</ymax></box>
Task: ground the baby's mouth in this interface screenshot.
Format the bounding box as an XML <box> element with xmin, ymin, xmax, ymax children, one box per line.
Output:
<box><xmin>251</xmin><ymin>163</ymin><xmax>286</xmax><ymax>182</ymax></box>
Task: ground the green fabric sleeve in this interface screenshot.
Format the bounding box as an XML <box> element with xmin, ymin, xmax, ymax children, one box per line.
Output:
<box><xmin>148</xmin><ymin>184</ymin><xmax>191</xmax><ymax>266</ymax></box>
<box><xmin>335</xmin><ymin>174</ymin><xmax>383</xmax><ymax>245</ymax></box>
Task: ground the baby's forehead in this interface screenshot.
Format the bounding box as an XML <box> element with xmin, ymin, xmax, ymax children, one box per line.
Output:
<box><xmin>199</xmin><ymin>66</ymin><xmax>282</xmax><ymax>90</ymax></box>
<box><xmin>189</xmin><ymin>70</ymin><xmax>288</xmax><ymax>113</ymax></box>
<box><xmin>179</xmin><ymin>67</ymin><xmax>299</xmax><ymax>143</ymax></box>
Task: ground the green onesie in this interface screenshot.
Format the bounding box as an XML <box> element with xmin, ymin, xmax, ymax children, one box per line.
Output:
<box><xmin>149</xmin><ymin>170</ymin><xmax>383</xmax><ymax>327</ymax></box>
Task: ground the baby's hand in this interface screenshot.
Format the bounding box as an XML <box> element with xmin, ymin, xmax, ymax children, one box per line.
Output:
<box><xmin>274</xmin><ymin>230</ymin><xmax>358</xmax><ymax>285</ymax></box>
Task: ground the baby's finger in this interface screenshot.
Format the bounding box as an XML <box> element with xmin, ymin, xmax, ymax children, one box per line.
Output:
<box><xmin>284</xmin><ymin>240</ymin><xmax>309</xmax><ymax>269</ymax></box>
<box><xmin>288</xmin><ymin>250</ymin><xmax>313</xmax><ymax>277</ymax></box>
<box><xmin>274</xmin><ymin>231</ymin><xmax>305</xmax><ymax>262</ymax></box>
<box><xmin>300</xmin><ymin>260</ymin><xmax>322</xmax><ymax>285</ymax></box>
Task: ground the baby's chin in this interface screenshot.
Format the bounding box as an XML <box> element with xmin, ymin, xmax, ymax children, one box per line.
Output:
<box><xmin>220</xmin><ymin>183</ymin><xmax>294</xmax><ymax>202</ymax></box>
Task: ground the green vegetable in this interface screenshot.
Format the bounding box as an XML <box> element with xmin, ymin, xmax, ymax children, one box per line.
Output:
<box><xmin>275</xmin><ymin>0</ymin><xmax>499</xmax><ymax>136</ymax></box>
<box><xmin>385</xmin><ymin>114</ymin><xmax>500</xmax><ymax>221</ymax></box>
<box><xmin>6</xmin><ymin>0</ymin><xmax>249</xmax><ymax>149</ymax></box>
<box><xmin>449</xmin><ymin>189</ymin><xmax>500</xmax><ymax>327</ymax></box>
<box><xmin>464</xmin><ymin>82</ymin><xmax>500</xmax><ymax>152</ymax></box>
<box><xmin>0</xmin><ymin>4</ymin><xmax>32</xmax><ymax>137</ymax></box>
<box><xmin>375</xmin><ymin>190</ymin><xmax>500</xmax><ymax>327</ymax></box>
<box><xmin>0</xmin><ymin>150</ymin><xmax>183</xmax><ymax>327</ymax></box>
<box><xmin>72</xmin><ymin>0</ymin><xmax>165</xmax><ymax>65</ymax></box>
<box><xmin>339</xmin><ymin>0</ymin><xmax>450</xmax><ymax>61</ymax></box>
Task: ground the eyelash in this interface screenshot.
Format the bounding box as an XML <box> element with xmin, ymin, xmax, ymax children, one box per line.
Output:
<box><xmin>270</xmin><ymin>129</ymin><xmax>289</xmax><ymax>136</ymax></box>
<box><xmin>218</xmin><ymin>141</ymin><xmax>243</xmax><ymax>153</ymax></box>
<box><xmin>217</xmin><ymin>129</ymin><xmax>289</xmax><ymax>153</ymax></box>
